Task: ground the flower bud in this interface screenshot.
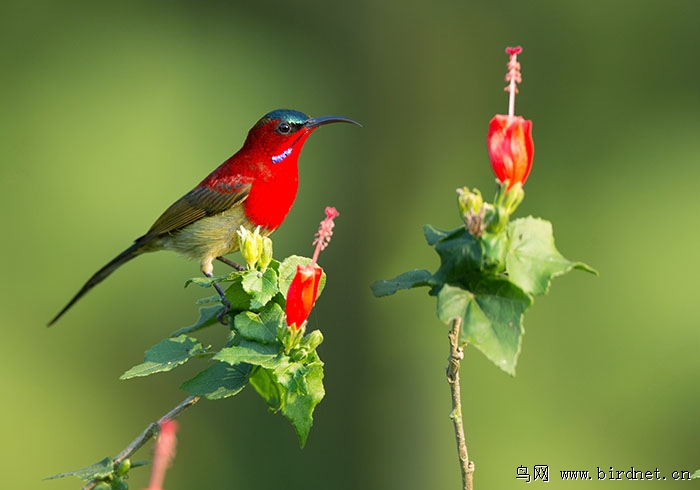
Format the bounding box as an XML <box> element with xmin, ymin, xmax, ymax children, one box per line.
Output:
<box><xmin>487</xmin><ymin>115</ymin><xmax>534</xmax><ymax>189</ymax></box>
<box><xmin>286</xmin><ymin>264</ymin><xmax>323</xmax><ymax>330</ymax></box>
<box><xmin>237</xmin><ymin>225</ymin><xmax>263</xmax><ymax>269</ymax></box>
<box><xmin>457</xmin><ymin>187</ymin><xmax>487</xmax><ymax>237</ymax></box>
<box><xmin>116</xmin><ymin>459</ymin><xmax>131</xmax><ymax>477</ymax></box>
<box><xmin>258</xmin><ymin>236</ymin><xmax>273</xmax><ymax>271</ymax></box>
<box><xmin>303</xmin><ymin>329</ymin><xmax>324</xmax><ymax>351</ymax></box>
<box><xmin>457</xmin><ymin>187</ymin><xmax>484</xmax><ymax>218</ymax></box>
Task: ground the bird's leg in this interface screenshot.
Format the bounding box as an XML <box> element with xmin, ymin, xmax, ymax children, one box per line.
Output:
<box><xmin>203</xmin><ymin>271</ymin><xmax>231</xmax><ymax>325</ymax></box>
<box><xmin>216</xmin><ymin>256</ymin><xmax>246</xmax><ymax>271</ymax></box>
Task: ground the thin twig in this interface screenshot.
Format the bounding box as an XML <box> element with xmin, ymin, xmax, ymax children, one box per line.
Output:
<box><xmin>446</xmin><ymin>317</ymin><xmax>475</xmax><ymax>490</ymax></box>
<box><xmin>80</xmin><ymin>395</ymin><xmax>201</xmax><ymax>490</ymax></box>
<box><xmin>216</xmin><ymin>256</ymin><xmax>245</xmax><ymax>271</ymax></box>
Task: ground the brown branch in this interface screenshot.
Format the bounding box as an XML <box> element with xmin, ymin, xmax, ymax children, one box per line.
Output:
<box><xmin>80</xmin><ymin>395</ymin><xmax>201</xmax><ymax>490</ymax></box>
<box><xmin>446</xmin><ymin>317</ymin><xmax>475</xmax><ymax>490</ymax></box>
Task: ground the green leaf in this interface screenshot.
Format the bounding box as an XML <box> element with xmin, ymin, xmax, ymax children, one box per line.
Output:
<box><xmin>214</xmin><ymin>341</ymin><xmax>281</xmax><ymax>369</ymax></box>
<box><xmin>278</xmin><ymin>255</ymin><xmax>326</xmax><ymax>297</ymax></box>
<box><xmin>437</xmin><ymin>282</ymin><xmax>532</xmax><ymax>376</ymax></box>
<box><xmin>120</xmin><ymin>335</ymin><xmax>205</xmax><ymax>380</ymax></box>
<box><xmin>248</xmin><ymin>352</ymin><xmax>325</xmax><ymax>447</ymax></box>
<box><xmin>423</xmin><ymin>224</ymin><xmax>450</xmax><ymax>245</ymax></box>
<box><xmin>431</xmin><ymin>226</ymin><xmax>484</xmax><ymax>286</ymax></box>
<box><xmin>196</xmin><ymin>294</ymin><xmax>224</xmax><ymax>305</ymax></box>
<box><xmin>241</xmin><ymin>267</ymin><xmax>279</xmax><ymax>309</ymax></box>
<box><xmin>184</xmin><ymin>274</ymin><xmax>228</xmax><ymax>288</ymax></box>
<box><xmin>181</xmin><ymin>361</ymin><xmax>251</xmax><ymax>400</ymax></box>
<box><xmin>233</xmin><ymin>302</ymin><xmax>285</xmax><ymax>344</ymax></box>
<box><xmin>171</xmin><ymin>305</ymin><xmax>222</xmax><ymax>337</ymax></box>
<box><xmin>278</xmin><ymin>355</ymin><xmax>325</xmax><ymax>448</ymax></box>
<box><xmin>249</xmin><ymin>365</ymin><xmax>282</xmax><ymax>410</ymax></box>
<box><xmin>45</xmin><ymin>457</ymin><xmax>114</xmax><ymax>481</ymax></box>
<box><xmin>690</xmin><ymin>469</ymin><xmax>700</xmax><ymax>479</ymax></box>
<box><xmin>506</xmin><ymin>217</ymin><xmax>597</xmax><ymax>296</ymax></box>
<box><xmin>223</xmin><ymin>276</ymin><xmax>253</xmax><ymax>311</ymax></box>
<box><xmin>370</xmin><ymin>269</ymin><xmax>432</xmax><ymax>297</ymax></box>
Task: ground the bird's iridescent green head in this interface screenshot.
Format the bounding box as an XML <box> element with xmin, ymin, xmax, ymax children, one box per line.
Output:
<box><xmin>254</xmin><ymin>109</ymin><xmax>310</xmax><ymax>137</ymax></box>
<box><xmin>246</xmin><ymin>109</ymin><xmax>361</xmax><ymax>164</ymax></box>
<box><xmin>264</xmin><ymin>109</ymin><xmax>310</xmax><ymax>127</ymax></box>
<box><xmin>254</xmin><ymin>109</ymin><xmax>361</xmax><ymax>136</ymax></box>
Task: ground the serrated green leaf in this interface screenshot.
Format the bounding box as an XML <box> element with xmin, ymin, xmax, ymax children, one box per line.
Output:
<box><xmin>506</xmin><ymin>217</ymin><xmax>597</xmax><ymax>296</ymax></box>
<box><xmin>431</xmin><ymin>226</ymin><xmax>484</xmax><ymax>286</ymax></box>
<box><xmin>248</xmin><ymin>352</ymin><xmax>325</xmax><ymax>447</ymax></box>
<box><xmin>278</xmin><ymin>255</ymin><xmax>326</xmax><ymax>297</ymax></box>
<box><xmin>45</xmin><ymin>457</ymin><xmax>114</xmax><ymax>481</ymax></box>
<box><xmin>249</xmin><ymin>355</ymin><xmax>324</xmax><ymax>447</ymax></box>
<box><xmin>181</xmin><ymin>361</ymin><xmax>251</xmax><ymax>399</ymax></box>
<box><xmin>171</xmin><ymin>305</ymin><xmax>222</xmax><ymax>337</ymax></box>
<box><xmin>120</xmin><ymin>335</ymin><xmax>205</xmax><ymax>380</ymax></box>
<box><xmin>241</xmin><ymin>268</ymin><xmax>279</xmax><ymax>309</ymax></box>
<box><xmin>278</xmin><ymin>354</ymin><xmax>325</xmax><ymax>447</ymax></box>
<box><xmin>437</xmin><ymin>282</ymin><xmax>532</xmax><ymax>376</ymax></box>
<box><xmin>214</xmin><ymin>341</ymin><xmax>281</xmax><ymax>369</ymax></box>
<box><xmin>233</xmin><ymin>302</ymin><xmax>285</xmax><ymax>344</ymax></box>
<box><xmin>370</xmin><ymin>269</ymin><xmax>432</xmax><ymax>297</ymax></box>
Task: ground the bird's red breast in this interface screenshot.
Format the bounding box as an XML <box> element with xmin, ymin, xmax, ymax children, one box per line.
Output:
<box><xmin>199</xmin><ymin>125</ymin><xmax>314</xmax><ymax>233</ymax></box>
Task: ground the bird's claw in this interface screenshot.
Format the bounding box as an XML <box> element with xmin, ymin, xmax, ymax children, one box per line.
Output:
<box><xmin>216</xmin><ymin>304</ymin><xmax>230</xmax><ymax>325</ymax></box>
<box><xmin>211</xmin><ymin>281</ymin><xmax>231</xmax><ymax>325</ymax></box>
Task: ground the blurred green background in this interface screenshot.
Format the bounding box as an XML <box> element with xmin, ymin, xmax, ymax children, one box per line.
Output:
<box><xmin>2</xmin><ymin>1</ymin><xmax>699</xmax><ymax>489</ymax></box>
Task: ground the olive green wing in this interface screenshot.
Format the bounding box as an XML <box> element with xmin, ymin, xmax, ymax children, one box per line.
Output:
<box><xmin>141</xmin><ymin>183</ymin><xmax>251</xmax><ymax>239</ymax></box>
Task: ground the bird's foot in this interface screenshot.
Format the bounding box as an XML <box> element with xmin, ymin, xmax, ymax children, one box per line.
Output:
<box><xmin>216</xmin><ymin>304</ymin><xmax>230</xmax><ymax>325</ymax></box>
<box><xmin>212</xmin><ymin>281</ymin><xmax>231</xmax><ymax>325</ymax></box>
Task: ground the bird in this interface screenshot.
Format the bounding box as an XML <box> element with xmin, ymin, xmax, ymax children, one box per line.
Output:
<box><xmin>48</xmin><ymin>109</ymin><xmax>360</xmax><ymax>326</ymax></box>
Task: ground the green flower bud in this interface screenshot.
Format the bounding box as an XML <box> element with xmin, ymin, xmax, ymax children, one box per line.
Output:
<box><xmin>116</xmin><ymin>459</ymin><xmax>131</xmax><ymax>477</ymax></box>
<box><xmin>258</xmin><ymin>236</ymin><xmax>273</xmax><ymax>271</ymax></box>
<box><xmin>458</xmin><ymin>187</ymin><xmax>487</xmax><ymax>237</ymax></box>
<box><xmin>237</xmin><ymin>226</ymin><xmax>262</xmax><ymax>269</ymax></box>
<box><xmin>457</xmin><ymin>187</ymin><xmax>484</xmax><ymax>218</ymax></box>
<box><xmin>302</xmin><ymin>329</ymin><xmax>324</xmax><ymax>351</ymax></box>
<box><xmin>291</xmin><ymin>347</ymin><xmax>309</xmax><ymax>362</ymax></box>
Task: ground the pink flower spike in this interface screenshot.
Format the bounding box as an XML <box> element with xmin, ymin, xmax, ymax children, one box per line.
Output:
<box><xmin>144</xmin><ymin>419</ymin><xmax>179</xmax><ymax>490</ymax></box>
<box><xmin>311</xmin><ymin>206</ymin><xmax>339</xmax><ymax>264</ymax></box>
<box><xmin>504</xmin><ymin>46</ymin><xmax>524</xmax><ymax>117</ymax></box>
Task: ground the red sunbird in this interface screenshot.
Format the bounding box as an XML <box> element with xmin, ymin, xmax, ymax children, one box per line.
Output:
<box><xmin>48</xmin><ymin>109</ymin><xmax>360</xmax><ymax>326</ymax></box>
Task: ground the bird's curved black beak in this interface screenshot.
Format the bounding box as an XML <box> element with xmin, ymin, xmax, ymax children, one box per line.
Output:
<box><xmin>304</xmin><ymin>115</ymin><xmax>362</xmax><ymax>129</ymax></box>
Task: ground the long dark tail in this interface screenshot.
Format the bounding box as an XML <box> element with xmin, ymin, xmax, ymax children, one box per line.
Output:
<box><xmin>47</xmin><ymin>242</ymin><xmax>145</xmax><ymax>326</ymax></box>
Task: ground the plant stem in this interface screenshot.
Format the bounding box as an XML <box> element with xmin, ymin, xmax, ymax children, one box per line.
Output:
<box><xmin>446</xmin><ymin>317</ymin><xmax>475</xmax><ymax>490</ymax></box>
<box><xmin>80</xmin><ymin>395</ymin><xmax>201</xmax><ymax>490</ymax></box>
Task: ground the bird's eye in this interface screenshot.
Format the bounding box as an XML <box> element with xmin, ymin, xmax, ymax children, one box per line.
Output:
<box><xmin>277</xmin><ymin>122</ymin><xmax>291</xmax><ymax>134</ymax></box>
